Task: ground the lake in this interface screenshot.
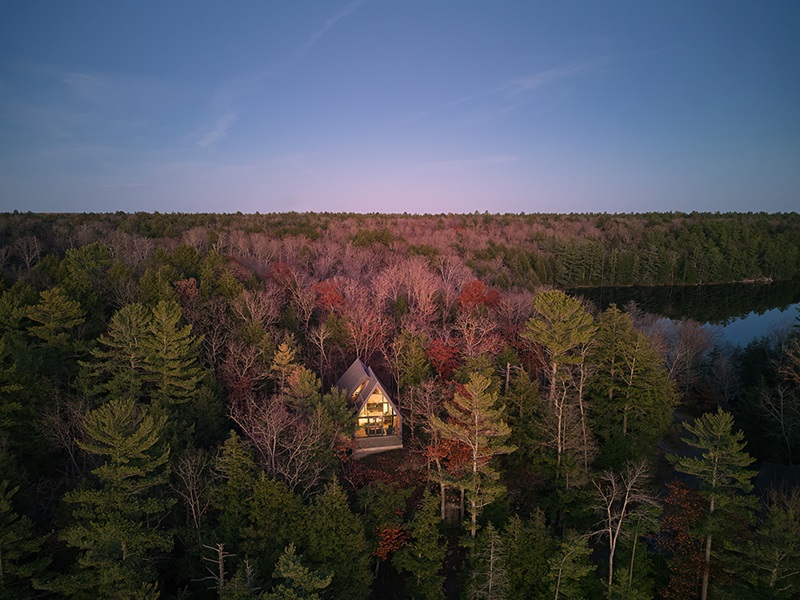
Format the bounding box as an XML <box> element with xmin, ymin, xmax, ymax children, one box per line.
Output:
<box><xmin>567</xmin><ymin>279</ymin><xmax>800</xmax><ymax>347</ymax></box>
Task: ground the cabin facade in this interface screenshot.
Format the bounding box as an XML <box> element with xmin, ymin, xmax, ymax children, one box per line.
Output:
<box><xmin>335</xmin><ymin>358</ymin><xmax>402</xmax><ymax>456</ymax></box>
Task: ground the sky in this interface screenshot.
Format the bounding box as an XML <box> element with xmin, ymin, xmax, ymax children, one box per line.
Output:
<box><xmin>1</xmin><ymin>1</ymin><xmax>798</xmax><ymax>214</ymax></box>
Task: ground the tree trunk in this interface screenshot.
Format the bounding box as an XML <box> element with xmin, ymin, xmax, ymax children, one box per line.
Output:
<box><xmin>607</xmin><ymin>530</ymin><xmax>615</xmax><ymax>597</ymax></box>
<box><xmin>628</xmin><ymin>521</ymin><xmax>639</xmax><ymax>593</ymax></box>
<box><xmin>701</xmin><ymin>494</ymin><xmax>715</xmax><ymax>600</ymax></box>
<box><xmin>440</xmin><ymin>481</ymin><xmax>446</xmax><ymax>521</ymax></box>
<box><xmin>471</xmin><ymin>497</ymin><xmax>477</xmax><ymax>538</ymax></box>
<box><xmin>701</xmin><ymin>533</ymin><xmax>711</xmax><ymax>600</ymax></box>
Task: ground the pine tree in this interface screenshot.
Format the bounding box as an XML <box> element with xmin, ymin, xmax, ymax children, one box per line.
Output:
<box><xmin>392</xmin><ymin>490</ymin><xmax>446</xmax><ymax>600</ymax></box>
<box><xmin>24</xmin><ymin>287</ymin><xmax>85</xmax><ymax>350</ymax></box>
<box><xmin>302</xmin><ymin>478</ymin><xmax>371</xmax><ymax>600</ymax></box>
<box><xmin>261</xmin><ymin>543</ymin><xmax>332</xmax><ymax>600</ymax></box>
<box><xmin>0</xmin><ymin>481</ymin><xmax>48</xmax><ymax>599</ymax></box>
<box><xmin>143</xmin><ymin>300</ymin><xmax>204</xmax><ymax>411</ymax></box>
<box><xmin>53</xmin><ymin>397</ymin><xmax>174</xmax><ymax>598</ymax></box>
<box><xmin>211</xmin><ymin>431</ymin><xmax>258</xmax><ymax>552</ymax></box>
<box><xmin>503</xmin><ymin>510</ymin><xmax>554</xmax><ymax>600</ymax></box>
<box><xmin>270</xmin><ymin>342</ymin><xmax>298</xmax><ymax>394</ymax></box>
<box><xmin>84</xmin><ymin>301</ymin><xmax>207</xmax><ymax>447</ymax></box>
<box><xmin>522</xmin><ymin>291</ymin><xmax>596</xmax><ymax>406</ymax></box>
<box><xmin>721</xmin><ymin>488</ymin><xmax>800</xmax><ymax>598</ymax></box>
<box><xmin>0</xmin><ymin>337</ymin><xmax>23</xmax><ymax>443</ymax></box>
<box><xmin>590</xmin><ymin>306</ymin><xmax>677</xmax><ymax>468</ymax></box>
<box><xmin>239</xmin><ymin>476</ymin><xmax>305</xmax><ymax>590</ymax></box>
<box><xmin>24</xmin><ymin>286</ymin><xmax>86</xmax><ymax>382</ymax></box>
<box><xmin>431</xmin><ymin>373</ymin><xmax>515</xmax><ymax>538</ymax></box>
<box><xmin>548</xmin><ymin>531</ymin><xmax>595</xmax><ymax>600</ymax></box>
<box><xmin>81</xmin><ymin>303</ymin><xmax>151</xmax><ymax>402</ymax></box>
<box><xmin>668</xmin><ymin>408</ymin><xmax>757</xmax><ymax>600</ymax></box>
<box><xmin>466</xmin><ymin>522</ymin><xmax>508</xmax><ymax>600</ymax></box>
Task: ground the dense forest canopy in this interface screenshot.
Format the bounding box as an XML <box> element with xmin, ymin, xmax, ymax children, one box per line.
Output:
<box><xmin>2</xmin><ymin>211</ymin><xmax>800</xmax><ymax>287</ymax></box>
<box><xmin>0</xmin><ymin>211</ymin><xmax>799</xmax><ymax>599</ymax></box>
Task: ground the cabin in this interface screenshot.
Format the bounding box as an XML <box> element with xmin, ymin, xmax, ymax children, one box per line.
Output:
<box><xmin>335</xmin><ymin>358</ymin><xmax>402</xmax><ymax>456</ymax></box>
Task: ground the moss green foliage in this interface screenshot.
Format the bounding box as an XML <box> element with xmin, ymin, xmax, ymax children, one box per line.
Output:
<box><xmin>302</xmin><ymin>478</ymin><xmax>371</xmax><ymax>600</ymax></box>
<box><xmin>392</xmin><ymin>490</ymin><xmax>446</xmax><ymax>600</ymax></box>
<box><xmin>0</xmin><ymin>481</ymin><xmax>48</xmax><ymax>599</ymax></box>
<box><xmin>590</xmin><ymin>306</ymin><xmax>678</xmax><ymax>468</ymax></box>
<box><xmin>261</xmin><ymin>543</ymin><xmax>332</xmax><ymax>600</ymax></box>
<box><xmin>431</xmin><ymin>373</ymin><xmax>515</xmax><ymax>538</ymax></box>
<box><xmin>669</xmin><ymin>408</ymin><xmax>758</xmax><ymax>600</ymax></box>
<box><xmin>53</xmin><ymin>397</ymin><xmax>173</xmax><ymax>598</ymax></box>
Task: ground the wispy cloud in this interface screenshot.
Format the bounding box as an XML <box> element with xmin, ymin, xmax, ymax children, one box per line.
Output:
<box><xmin>199</xmin><ymin>1</ymin><xmax>366</xmax><ymax>149</ymax></box>
<box><xmin>297</xmin><ymin>0</ymin><xmax>366</xmax><ymax>58</ymax></box>
<box><xmin>406</xmin><ymin>61</ymin><xmax>603</xmax><ymax>124</ymax></box>
<box><xmin>197</xmin><ymin>112</ymin><xmax>237</xmax><ymax>149</ymax></box>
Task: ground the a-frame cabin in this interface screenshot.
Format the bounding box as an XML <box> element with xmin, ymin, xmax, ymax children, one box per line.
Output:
<box><xmin>335</xmin><ymin>358</ymin><xmax>402</xmax><ymax>456</ymax></box>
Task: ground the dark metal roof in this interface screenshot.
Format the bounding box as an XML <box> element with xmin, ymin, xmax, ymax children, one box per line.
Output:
<box><xmin>335</xmin><ymin>358</ymin><xmax>395</xmax><ymax>411</ymax></box>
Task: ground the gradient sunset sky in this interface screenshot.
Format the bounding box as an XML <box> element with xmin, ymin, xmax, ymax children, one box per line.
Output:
<box><xmin>1</xmin><ymin>1</ymin><xmax>798</xmax><ymax>214</ymax></box>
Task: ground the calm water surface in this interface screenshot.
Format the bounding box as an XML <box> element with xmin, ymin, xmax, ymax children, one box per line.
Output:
<box><xmin>568</xmin><ymin>279</ymin><xmax>800</xmax><ymax>347</ymax></box>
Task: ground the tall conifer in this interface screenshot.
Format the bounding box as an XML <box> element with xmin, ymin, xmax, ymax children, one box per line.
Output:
<box><xmin>53</xmin><ymin>397</ymin><xmax>173</xmax><ymax>598</ymax></box>
<box><xmin>668</xmin><ymin>408</ymin><xmax>757</xmax><ymax>600</ymax></box>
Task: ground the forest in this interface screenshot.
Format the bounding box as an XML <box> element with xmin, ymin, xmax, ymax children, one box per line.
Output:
<box><xmin>0</xmin><ymin>210</ymin><xmax>799</xmax><ymax>599</ymax></box>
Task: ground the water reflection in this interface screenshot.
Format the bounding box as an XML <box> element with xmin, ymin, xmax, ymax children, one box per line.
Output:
<box><xmin>567</xmin><ymin>279</ymin><xmax>800</xmax><ymax>346</ymax></box>
<box><xmin>568</xmin><ymin>279</ymin><xmax>800</xmax><ymax>323</ymax></box>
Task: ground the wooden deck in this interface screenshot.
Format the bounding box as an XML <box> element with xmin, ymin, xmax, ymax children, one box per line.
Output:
<box><xmin>353</xmin><ymin>435</ymin><xmax>403</xmax><ymax>458</ymax></box>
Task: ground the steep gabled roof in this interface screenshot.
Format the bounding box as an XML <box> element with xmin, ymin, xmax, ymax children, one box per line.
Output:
<box><xmin>335</xmin><ymin>358</ymin><xmax>394</xmax><ymax>411</ymax></box>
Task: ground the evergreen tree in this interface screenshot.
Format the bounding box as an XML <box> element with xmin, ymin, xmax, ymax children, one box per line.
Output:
<box><xmin>211</xmin><ymin>432</ymin><xmax>258</xmax><ymax>553</ymax></box>
<box><xmin>302</xmin><ymin>478</ymin><xmax>371</xmax><ymax>600</ymax></box>
<box><xmin>0</xmin><ymin>337</ymin><xmax>23</xmax><ymax>447</ymax></box>
<box><xmin>81</xmin><ymin>303</ymin><xmax>151</xmax><ymax>402</ymax></box>
<box><xmin>392</xmin><ymin>490</ymin><xmax>446</xmax><ymax>600</ymax></box>
<box><xmin>431</xmin><ymin>373</ymin><xmax>515</xmax><ymax>538</ymax></box>
<box><xmin>53</xmin><ymin>397</ymin><xmax>174</xmax><ymax>598</ymax></box>
<box><xmin>521</xmin><ymin>291</ymin><xmax>596</xmax><ymax>405</ymax></box>
<box><xmin>143</xmin><ymin>299</ymin><xmax>204</xmax><ymax>411</ymax></box>
<box><xmin>389</xmin><ymin>330</ymin><xmax>433</xmax><ymax>401</ymax></box>
<box><xmin>589</xmin><ymin>306</ymin><xmax>677</xmax><ymax>468</ymax></box>
<box><xmin>466</xmin><ymin>522</ymin><xmax>508</xmax><ymax>600</ymax></box>
<box><xmin>285</xmin><ymin>366</ymin><xmax>322</xmax><ymax>413</ymax></box>
<box><xmin>83</xmin><ymin>301</ymin><xmax>208</xmax><ymax>446</ymax></box>
<box><xmin>0</xmin><ymin>481</ymin><xmax>48</xmax><ymax>599</ymax></box>
<box><xmin>239</xmin><ymin>476</ymin><xmax>305</xmax><ymax>590</ymax></box>
<box><xmin>261</xmin><ymin>544</ymin><xmax>332</xmax><ymax>600</ymax></box>
<box><xmin>24</xmin><ymin>287</ymin><xmax>85</xmax><ymax>350</ymax></box>
<box><xmin>503</xmin><ymin>510</ymin><xmax>554</xmax><ymax>600</ymax></box>
<box><xmin>24</xmin><ymin>286</ymin><xmax>86</xmax><ymax>382</ymax></box>
<box><xmin>548</xmin><ymin>531</ymin><xmax>595</xmax><ymax>600</ymax></box>
<box><xmin>57</xmin><ymin>243</ymin><xmax>112</xmax><ymax>333</ymax></box>
<box><xmin>721</xmin><ymin>488</ymin><xmax>800</xmax><ymax>598</ymax></box>
<box><xmin>668</xmin><ymin>408</ymin><xmax>757</xmax><ymax>600</ymax></box>
<box><xmin>270</xmin><ymin>341</ymin><xmax>298</xmax><ymax>394</ymax></box>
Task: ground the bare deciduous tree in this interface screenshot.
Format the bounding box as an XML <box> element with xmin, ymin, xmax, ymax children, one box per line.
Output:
<box><xmin>592</xmin><ymin>460</ymin><xmax>657</xmax><ymax>596</ymax></box>
<box><xmin>172</xmin><ymin>449</ymin><xmax>212</xmax><ymax>535</ymax></box>
<box><xmin>231</xmin><ymin>286</ymin><xmax>283</xmax><ymax>330</ymax></box>
<box><xmin>759</xmin><ymin>384</ymin><xmax>800</xmax><ymax>464</ymax></box>
<box><xmin>13</xmin><ymin>235</ymin><xmax>40</xmax><ymax>274</ymax></box>
<box><xmin>230</xmin><ymin>396</ymin><xmax>333</xmax><ymax>496</ymax></box>
<box><xmin>181</xmin><ymin>227</ymin><xmax>209</xmax><ymax>254</ymax></box>
<box><xmin>455</xmin><ymin>311</ymin><xmax>502</xmax><ymax>358</ymax></box>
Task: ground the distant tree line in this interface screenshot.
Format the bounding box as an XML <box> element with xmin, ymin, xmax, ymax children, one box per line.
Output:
<box><xmin>2</xmin><ymin>211</ymin><xmax>799</xmax><ymax>288</ymax></box>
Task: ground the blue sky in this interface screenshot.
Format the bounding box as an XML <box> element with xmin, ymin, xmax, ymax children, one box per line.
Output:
<box><xmin>1</xmin><ymin>1</ymin><xmax>798</xmax><ymax>214</ymax></box>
